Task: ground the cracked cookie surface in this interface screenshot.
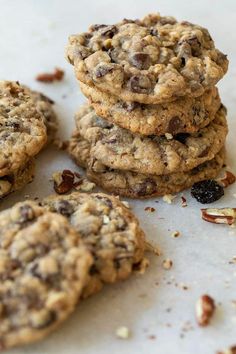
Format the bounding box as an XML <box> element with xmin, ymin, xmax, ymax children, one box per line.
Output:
<box><xmin>67</xmin><ymin>13</ymin><xmax>228</xmax><ymax>104</ymax></box>
<box><xmin>81</xmin><ymin>83</ymin><xmax>221</xmax><ymax>136</ymax></box>
<box><xmin>68</xmin><ymin>134</ymin><xmax>225</xmax><ymax>198</ymax></box>
<box><xmin>0</xmin><ymin>81</ymin><xmax>47</xmax><ymax>177</ymax></box>
<box><xmin>43</xmin><ymin>192</ymin><xmax>146</xmax><ymax>298</ymax></box>
<box><xmin>74</xmin><ymin>104</ymin><xmax>227</xmax><ymax>176</ymax></box>
<box><xmin>0</xmin><ymin>201</ymin><xmax>92</xmax><ymax>350</ymax></box>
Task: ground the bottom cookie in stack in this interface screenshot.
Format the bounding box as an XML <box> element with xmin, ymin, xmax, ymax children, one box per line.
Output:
<box><xmin>68</xmin><ymin>132</ymin><xmax>226</xmax><ymax>198</ymax></box>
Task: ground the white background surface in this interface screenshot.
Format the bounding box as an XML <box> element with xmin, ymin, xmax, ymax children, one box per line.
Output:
<box><xmin>0</xmin><ymin>0</ymin><xmax>236</xmax><ymax>353</ymax></box>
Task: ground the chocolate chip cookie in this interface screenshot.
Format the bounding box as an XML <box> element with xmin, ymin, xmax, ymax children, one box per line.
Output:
<box><xmin>43</xmin><ymin>192</ymin><xmax>146</xmax><ymax>298</ymax></box>
<box><xmin>80</xmin><ymin>83</ymin><xmax>221</xmax><ymax>135</ymax></box>
<box><xmin>0</xmin><ymin>159</ymin><xmax>35</xmax><ymax>199</ymax></box>
<box><xmin>0</xmin><ymin>201</ymin><xmax>92</xmax><ymax>350</ymax></box>
<box><xmin>0</xmin><ymin>81</ymin><xmax>47</xmax><ymax>177</ymax></box>
<box><xmin>69</xmin><ymin>134</ymin><xmax>225</xmax><ymax>198</ymax></box>
<box><xmin>74</xmin><ymin>104</ymin><xmax>228</xmax><ymax>176</ymax></box>
<box><xmin>66</xmin><ymin>13</ymin><xmax>228</xmax><ymax>104</ymax></box>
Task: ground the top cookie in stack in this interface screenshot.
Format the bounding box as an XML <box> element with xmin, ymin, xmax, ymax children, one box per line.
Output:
<box><xmin>66</xmin><ymin>13</ymin><xmax>229</xmax><ymax>199</ymax></box>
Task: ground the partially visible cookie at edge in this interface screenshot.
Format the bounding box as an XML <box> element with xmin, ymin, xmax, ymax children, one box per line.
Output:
<box><xmin>0</xmin><ymin>200</ymin><xmax>92</xmax><ymax>350</ymax></box>
<box><xmin>80</xmin><ymin>83</ymin><xmax>221</xmax><ymax>136</ymax></box>
<box><xmin>43</xmin><ymin>192</ymin><xmax>146</xmax><ymax>298</ymax></box>
<box><xmin>0</xmin><ymin>159</ymin><xmax>35</xmax><ymax>199</ymax></box>
<box><xmin>0</xmin><ymin>81</ymin><xmax>47</xmax><ymax>177</ymax></box>
<box><xmin>66</xmin><ymin>13</ymin><xmax>228</xmax><ymax>104</ymax></box>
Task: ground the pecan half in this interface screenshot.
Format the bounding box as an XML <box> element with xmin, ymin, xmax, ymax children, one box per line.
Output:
<box><xmin>201</xmin><ymin>208</ymin><xmax>236</xmax><ymax>225</ymax></box>
<box><xmin>218</xmin><ymin>171</ymin><xmax>236</xmax><ymax>188</ymax></box>
<box><xmin>195</xmin><ymin>294</ymin><xmax>215</xmax><ymax>326</ymax></box>
<box><xmin>53</xmin><ymin>170</ymin><xmax>74</xmax><ymax>194</ymax></box>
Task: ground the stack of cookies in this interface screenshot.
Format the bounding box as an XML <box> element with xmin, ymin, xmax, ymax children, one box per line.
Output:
<box><xmin>0</xmin><ymin>81</ymin><xmax>57</xmax><ymax>199</ymax></box>
<box><xmin>66</xmin><ymin>13</ymin><xmax>228</xmax><ymax>198</ymax></box>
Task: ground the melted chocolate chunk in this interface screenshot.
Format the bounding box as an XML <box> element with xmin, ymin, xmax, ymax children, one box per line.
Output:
<box><xmin>128</xmin><ymin>75</ymin><xmax>152</xmax><ymax>93</ymax></box>
<box><xmin>95</xmin><ymin>65</ymin><xmax>113</xmax><ymax>78</ymax></box>
<box><xmin>129</xmin><ymin>52</ymin><xmax>151</xmax><ymax>70</ymax></box>
<box><xmin>167</xmin><ymin>116</ymin><xmax>183</xmax><ymax>134</ymax></box>
<box><xmin>56</xmin><ymin>200</ymin><xmax>74</xmax><ymax>217</ymax></box>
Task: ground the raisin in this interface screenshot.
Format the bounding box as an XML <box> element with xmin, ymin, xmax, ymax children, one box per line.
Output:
<box><xmin>191</xmin><ymin>180</ymin><xmax>224</xmax><ymax>204</ymax></box>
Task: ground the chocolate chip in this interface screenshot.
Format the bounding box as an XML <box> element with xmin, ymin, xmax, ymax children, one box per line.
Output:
<box><xmin>31</xmin><ymin>310</ymin><xmax>57</xmax><ymax>329</ymax></box>
<box><xmin>150</xmin><ymin>27</ymin><xmax>159</xmax><ymax>36</ymax></box>
<box><xmin>94</xmin><ymin>116</ymin><xmax>113</xmax><ymax>129</ymax></box>
<box><xmin>56</xmin><ymin>200</ymin><xmax>74</xmax><ymax>217</ymax></box>
<box><xmin>128</xmin><ymin>75</ymin><xmax>152</xmax><ymax>93</ymax></box>
<box><xmin>95</xmin><ymin>65</ymin><xmax>113</xmax><ymax>78</ymax></box>
<box><xmin>95</xmin><ymin>195</ymin><xmax>113</xmax><ymax>208</ymax></box>
<box><xmin>178</xmin><ymin>36</ymin><xmax>201</xmax><ymax>57</ymax></box>
<box><xmin>174</xmin><ymin>133</ymin><xmax>189</xmax><ymax>144</ymax></box>
<box><xmin>100</xmin><ymin>25</ymin><xmax>117</xmax><ymax>38</ymax></box>
<box><xmin>89</xmin><ymin>264</ymin><xmax>99</xmax><ymax>275</ymax></box>
<box><xmin>133</xmin><ymin>178</ymin><xmax>157</xmax><ymax>197</ymax></box>
<box><xmin>129</xmin><ymin>52</ymin><xmax>151</xmax><ymax>70</ymax></box>
<box><xmin>90</xmin><ymin>24</ymin><xmax>107</xmax><ymax>31</ymax></box>
<box><xmin>198</xmin><ymin>147</ymin><xmax>210</xmax><ymax>158</ymax></box>
<box><xmin>121</xmin><ymin>101</ymin><xmax>139</xmax><ymax>112</ymax></box>
<box><xmin>167</xmin><ymin>116</ymin><xmax>183</xmax><ymax>134</ymax></box>
<box><xmin>19</xmin><ymin>205</ymin><xmax>35</xmax><ymax>223</ymax></box>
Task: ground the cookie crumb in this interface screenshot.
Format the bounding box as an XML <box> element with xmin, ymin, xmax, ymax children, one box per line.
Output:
<box><xmin>36</xmin><ymin>67</ymin><xmax>64</xmax><ymax>83</ymax></box>
<box><xmin>171</xmin><ymin>230</ymin><xmax>180</xmax><ymax>238</ymax></box>
<box><xmin>121</xmin><ymin>200</ymin><xmax>130</xmax><ymax>208</ymax></box>
<box><xmin>181</xmin><ymin>196</ymin><xmax>187</xmax><ymax>207</ymax></box>
<box><xmin>144</xmin><ymin>206</ymin><xmax>155</xmax><ymax>212</ymax></box>
<box><xmin>165</xmin><ymin>133</ymin><xmax>173</xmax><ymax>140</ymax></box>
<box><xmin>163</xmin><ymin>194</ymin><xmax>176</xmax><ymax>204</ymax></box>
<box><xmin>162</xmin><ymin>259</ymin><xmax>173</xmax><ymax>270</ymax></box>
<box><xmin>148</xmin><ymin>335</ymin><xmax>156</xmax><ymax>340</ymax></box>
<box><xmin>115</xmin><ymin>326</ymin><xmax>131</xmax><ymax>339</ymax></box>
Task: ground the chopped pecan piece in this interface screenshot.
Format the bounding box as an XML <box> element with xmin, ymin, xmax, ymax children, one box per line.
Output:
<box><xmin>196</xmin><ymin>294</ymin><xmax>215</xmax><ymax>326</ymax></box>
<box><xmin>201</xmin><ymin>208</ymin><xmax>236</xmax><ymax>225</ymax></box>
<box><xmin>36</xmin><ymin>68</ymin><xmax>64</xmax><ymax>83</ymax></box>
